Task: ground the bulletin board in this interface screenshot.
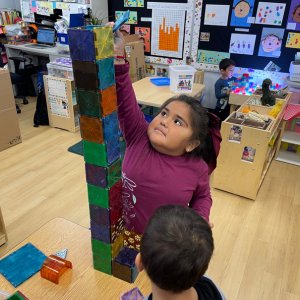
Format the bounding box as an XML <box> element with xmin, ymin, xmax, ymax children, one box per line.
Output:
<box><xmin>198</xmin><ymin>0</ymin><xmax>297</xmax><ymax>73</ymax></box>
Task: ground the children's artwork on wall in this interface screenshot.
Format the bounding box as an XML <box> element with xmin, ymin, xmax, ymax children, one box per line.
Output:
<box><xmin>115</xmin><ymin>11</ymin><xmax>138</xmax><ymax>24</ymax></box>
<box><xmin>255</xmin><ymin>2</ymin><xmax>286</xmax><ymax>26</ymax></box>
<box><xmin>204</xmin><ymin>5</ymin><xmax>230</xmax><ymax>26</ymax></box>
<box><xmin>145</xmin><ymin>64</ymin><xmax>156</xmax><ymax>76</ymax></box>
<box><xmin>151</xmin><ymin>10</ymin><xmax>185</xmax><ymax>59</ymax></box>
<box><xmin>258</xmin><ymin>27</ymin><xmax>284</xmax><ymax>58</ymax></box>
<box><xmin>229</xmin><ymin>126</ymin><xmax>242</xmax><ymax>143</ymax></box>
<box><xmin>242</xmin><ymin>146</ymin><xmax>256</xmax><ymax>163</ymax></box>
<box><xmin>264</xmin><ymin>61</ymin><xmax>281</xmax><ymax>72</ymax></box>
<box><xmin>200</xmin><ymin>32</ymin><xmax>210</xmax><ymax>42</ymax></box>
<box><xmin>120</xmin><ymin>25</ymin><xmax>130</xmax><ymax>35</ymax></box>
<box><xmin>124</xmin><ymin>0</ymin><xmax>144</xmax><ymax>7</ymax></box>
<box><xmin>286</xmin><ymin>0</ymin><xmax>300</xmax><ymax>31</ymax></box>
<box><xmin>229</xmin><ymin>33</ymin><xmax>256</xmax><ymax>55</ymax></box>
<box><xmin>135</xmin><ymin>27</ymin><xmax>150</xmax><ymax>52</ymax></box>
<box><xmin>286</xmin><ymin>32</ymin><xmax>300</xmax><ymax>48</ymax></box>
<box><xmin>197</xmin><ymin>50</ymin><xmax>230</xmax><ymax>65</ymax></box>
<box><xmin>230</xmin><ymin>0</ymin><xmax>255</xmax><ymax>28</ymax></box>
<box><xmin>157</xmin><ymin>67</ymin><xmax>169</xmax><ymax>77</ymax></box>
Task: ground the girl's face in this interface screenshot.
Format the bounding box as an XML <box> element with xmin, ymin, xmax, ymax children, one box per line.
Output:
<box><xmin>147</xmin><ymin>101</ymin><xmax>199</xmax><ymax>156</ymax></box>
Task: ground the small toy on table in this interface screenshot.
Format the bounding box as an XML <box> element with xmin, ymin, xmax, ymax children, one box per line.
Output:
<box><xmin>6</xmin><ymin>291</ymin><xmax>28</xmax><ymax>300</ymax></box>
<box><xmin>261</xmin><ymin>79</ymin><xmax>276</xmax><ymax>106</ymax></box>
<box><xmin>120</xmin><ymin>287</ymin><xmax>144</xmax><ymax>300</ymax></box>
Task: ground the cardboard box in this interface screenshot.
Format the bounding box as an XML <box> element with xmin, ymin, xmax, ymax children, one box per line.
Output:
<box><xmin>0</xmin><ymin>68</ymin><xmax>22</xmax><ymax>152</ymax></box>
<box><xmin>124</xmin><ymin>35</ymin><xmax>146</xmax><ymax>83</ymax></box>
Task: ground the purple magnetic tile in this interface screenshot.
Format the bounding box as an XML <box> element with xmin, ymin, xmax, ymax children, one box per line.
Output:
<box><xmin>89</xmin><ymin>204</ymin><xmax>110</xmax><ymax>227</ymax></box>
<box><xmin>85</xmin><ymin>163</ymin><xmax>108</xmax><ymax>188</ymax></box>
<box><xmin>121</xmin><ymin>287</ymin><xmax>144</xmax><ymax>300</ymax></box>
<box><xmin>114</xmin><ymin>247</ymin><xmax>139</xmax><ymax>268</ymax></box>
<box><xmin>90</xmin><ymin>220</ymin><xmax>111</xmax><ymax>244</ymax></box>
<box><xmin>51</xmin><ymin>57</ymin><xmax>73</xmax><ymax>67</ymax></box>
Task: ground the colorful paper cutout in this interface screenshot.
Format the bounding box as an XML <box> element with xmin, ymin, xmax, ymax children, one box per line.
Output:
<box><xmin>286</xmin><ymin>0</ymin><xmax>300</xmax><ymax>32</ymax></box>
<box><xmin>115</xmin><ymin>11</ymin><xmax>137</xmax><ymax>24</ymax></box>
<box><xmin>286</xmin><ymin>32</ymin><xmax>300</xmax><ymax>49</ymax></box>
<box><xmin>230</xmin><ymin>0</ymin><xmax>255</xmax><ymax>27</ymax></box>
<box><xmin>197</xmin><ymin>50</ymin><xmax>230</xmax><ymax>65</ymax></box>
<box><xmin>258</xmin><ymin>27</ymin><xmax>284</xmax><ymax>58</ymax></box>
<box><xmin>120</xmin><ymin>24</ymin><xmax>130</xmax><ymax>34</ymax></box>
<box><xmin>204</xmin><ymin>5</ymin><xmax>230</xmax><ymax>26</ymax></box>
<box><xmin>229</xmin><ymin>33</ymin><xmax>256</xmax><ymax>55</ymax></box>
<box><xmin>124</xmin><ymin>0</ymin><xmax>144</xmax><ymax>7</ymax></box>
<box><xmin>135</xmin><ymin>27</ymin><xmax>150</xmax><ymax>52</ymax></box>
<box><xmin>255</xmin><ymin>2</ymin><xmax>286</xmax><ymax>26</ymax></box>
<box><xmin>200</xmin><ymin>32</ymin><xmax>210</xmax><ymax>42</ymax></box>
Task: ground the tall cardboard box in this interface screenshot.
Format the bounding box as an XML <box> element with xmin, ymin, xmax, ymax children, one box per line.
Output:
<box><xmin>0</xmin><ymin>68</ymin><xmax>22</xmax><ymax>152</ymax></box>
<box><xmin>124</xmin><ymin>35</ymin><xmax>146</xmax><ymax>83</ymax></box>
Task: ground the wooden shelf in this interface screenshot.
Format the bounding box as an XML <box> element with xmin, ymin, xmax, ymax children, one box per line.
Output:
<box><xmin>0</xmin><ymin>232</ymin><xmax>6</xmax><ymax>247</ymax></box>
<box><xmin>276</xmin><ymin>149</ymin><xmax>300</xmax><ymax>166</ymax></box>
<box><xmin>281</xmin><ymin>131</ymin><xmax>300</xmax><ymax>145</ymax></box>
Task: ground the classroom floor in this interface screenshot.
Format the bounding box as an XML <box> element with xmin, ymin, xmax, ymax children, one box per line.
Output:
<box><xmin>0</xmin><ymin>97</ymin><xmax>300</xmax><ymax>300</ymax></box>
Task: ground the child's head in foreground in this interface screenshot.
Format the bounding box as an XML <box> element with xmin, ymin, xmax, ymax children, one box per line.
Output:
<box><xmin>219</xmin><ymin>58</ymin><xmax>235</xmax><ymax>80</ymax></box>
<box><xmin>135</xmin><ymin>204</ymin><xmax>214</xmax><ymax>294</ymax></box>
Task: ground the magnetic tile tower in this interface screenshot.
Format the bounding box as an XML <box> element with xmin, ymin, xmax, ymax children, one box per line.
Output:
<box><xmin>68</xmin><ymin>25</ymin><xmax>140</xmax><ymax>283</ymax></box>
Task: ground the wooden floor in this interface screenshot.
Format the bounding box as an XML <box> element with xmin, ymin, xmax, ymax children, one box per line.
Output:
<box><xmin>0</xmin><ymin>98</ymin><xmax>300</xmax><ymax>300</ymax></box>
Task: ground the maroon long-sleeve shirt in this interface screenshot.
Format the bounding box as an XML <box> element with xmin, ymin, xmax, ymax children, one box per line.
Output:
<box><xmin>115</xmin><ymin>62</ymin><xmax>214</xmax><ymax>234</ymax></box>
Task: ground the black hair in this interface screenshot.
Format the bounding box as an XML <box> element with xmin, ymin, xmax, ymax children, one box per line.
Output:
<box><xmin>292</xmin><ymin>4</ymin><xmax>300</xmax><ymax>16</ymax></box>
<box><xmin>156</xmin><ymin>95</ymin><xmax>216</xmax><ymax>167</ymax></box>
<box><xmin>219</xmin><ymin>58</ymin><xmax>235</xmax><ymax>71</ymax></box>
<box><xmin>140</xmin><ymin>204</ymin><xmax>214</xmax><ymax>293</ymax></box>
<box><xmin>139</xmin><ymin>37</ymin><xmax>145</xmax><ymax>42</ymax></box>
<box><xmin>261</xmin><ymin>33</ymin><xmax>281</xmax><ymax>42</ymax></box>
<box><xmin>235</xmin><ymin>0</ymin><xmax>251</xmax><ymax>9</ymax></box>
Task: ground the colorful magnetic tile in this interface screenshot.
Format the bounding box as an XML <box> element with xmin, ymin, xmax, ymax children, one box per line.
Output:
<box><xmin>76</xmin><ymin>89</ymin><xmax>102</xmax><ymax>119</ymax></box>
<box><xmin>111</xmin><ymin>232</ymin><xmax>124</xmax><ymax>259</ymax></box>
<box><xmin>80</xmin><ymin>116</ymin><xmax>104</xmax><ymax>144</ymax></box>
<box><xmin>99</xmin><ymin>85</ymin><xmax>118</xmax><ymax>117</ymax></box>
<box><xmin>102</xmin><ymin>110</ymin><xmax>119</xmax><ymax>142</ymax></box>
<box><xmin>0</xmin><ymin>243</ymin><xmax>47</xmax><ymax>288</ymax></box>
<box><xmin>123</xmin><ymin>230</ymin><xmax>142</xmax><ymax>251</ymax></box>
<box><xmin>91</xmin><ymin>239</ymin><xmax>112</xmax><ymax>260</ymax></box>
<box><xmin>68</xmin><ymin>28</ymin><xmax>96</xmax><ymax>62</ymax></box>
<box><xmin>121</xmin><ymin>287</ymin><xmax>144</xmax><ymax>300</ymax></box>
<box><xmin>93</xmin><ymin>254</ymin><xmax>112</xmax><ymax>275</ymax></box>
<box><xmin>82</xmin><ymin>135</ymin><xmax>121</xmax><ymax>167</ymax></box>
<box><xmin>40</xmin><ymin>255</ymin><xmax>72</xmax><ymax>284</ymax></box>
<box><xmin>111</xmin><ymin>217</ymin><xmax>124</xmax><ymax>243</ymax></box>
<box><xmin>54</xmin><ymin>249</ymin><xmax>67</xmax><ymax>259</ymax></box>
<box><xmin>114</xmin><ymin>247</ymin><xmax>139</xmax><ymax>268</ymax></box>
<box><xmin>88</xmin><ymin>179</ymin><xmax>122</xmax><ymax>209</ymax></box>
<box><xmin>97</xmin><ymin>57</ymin><xmax>115</xmax><ymax>89</ymax></box>
<box><xmin>85</xmin><ymin>158</ymin><xmax>121</xmax><ymax>189</ymax></box>
<box><xmin>90</xmin><ymin>204</ymin><xmax>110</xmax><ymax>227</ymax></box>
<box><xmin>94</xmin><ymin>26</ymin><xmax>114</xmax><ymax>60</ymax></box>
<box><xmin>91</xmin><ymin>220</ymin><xmax>111</xmax><ymax>244</ymax></box>
<box><xmin>6</xmin><ymin>291</ymin><xmax>29</xmax><ymax>300</ymax></box>
<box><xmin>112</xmin><ymin>260</ymin><xmax>139</xmax><ymax>283</ymax></box>
<box><xmin>72</xmin><ymin>61</ymin><xmax>98</xmax><ymax>91</ymax></box>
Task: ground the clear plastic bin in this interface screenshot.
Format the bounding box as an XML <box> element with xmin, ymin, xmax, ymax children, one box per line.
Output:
<box><xmin>56</xmin><ymin>43</ymin><xmax>70</xmax><ymax>55</ymax></box>
<box><xmin>169</xmin><ymin>65</ymin><xmax>196</xmax><ymax>94</ymax></box>
<box><xmin>47</xmin><ymin>63</ymin><xmax>74</xmax><ymax>80</ymax></box>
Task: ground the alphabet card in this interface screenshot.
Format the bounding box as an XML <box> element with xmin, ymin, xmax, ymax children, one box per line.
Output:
<box><xmin>204</xmin><ymin>5</ymin><xmax>230</xmax><ymax>26</ymax></box>
<box><xmin>255</xmin><ymin>2</ymin><xmax>286</xmax><ymax>26</ymax></box>
<box><xmin>286</xmin><ymin>32</ymin><xmax>300</xmax><ymax>49</ymax></box>
<box><xmin>230</xmin><ymin>0</ymin><xmax>255</xmax><ymax>28</ymax></box>
<box><xmin>229</xmin><ymin>33</ymin><xmax>256</xmax><ymax>55</ymax></box>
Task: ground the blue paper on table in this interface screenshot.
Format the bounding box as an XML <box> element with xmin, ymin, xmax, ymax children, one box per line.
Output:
<box><xmin>150</xmin><ymin>78</ymin><xmax>170</xmax><ymax>86</ymax></box>
<box><xmin>0</xmin><ymin>243</ymin><xmax>47</xmax><ymax>287</ymax></box>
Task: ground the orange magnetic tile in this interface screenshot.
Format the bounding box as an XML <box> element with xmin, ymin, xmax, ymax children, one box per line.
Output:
<box><xmin>99</xmin><ymin>85</ymin><xmax>118</xmax><ymax>117</ymax></box>
<box><xmin>80</xmin><ymin>116</ymin><xmax>104</xmax><ymax>144</ymax></box>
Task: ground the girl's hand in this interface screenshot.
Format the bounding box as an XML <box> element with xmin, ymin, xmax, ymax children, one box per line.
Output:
<box><xmin>106</xmin><ymin>22</ymin><xmax>126</xmax><ymax>56</ymax></box>
<box><xmin>208</xmin><ymin>222</ymin><xmax>214</xmax><ymax>229</ymax></box>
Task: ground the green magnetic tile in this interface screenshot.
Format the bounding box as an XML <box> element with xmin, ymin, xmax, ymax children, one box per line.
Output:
<box><xmin>107</xmin><ymin>158</ymin><xmax>122</xmax><ymax>187</ymax></box>
<box><xmin>91</xmin><ymin>239</ymin><xmax>112</xmax><ymax>260</ymax></box>
<box><xmin>88</xmin><ymin>184</ymin><xmax>109</xmax><ymax>208</ymax></box>
<box><xmin>93</xmin><ymin>260</ymin><xmax>112</xmax><ymax>275</ymax></box>
<box><xmin>76</xmin><ymin>89</ymin><xmax>102</xmax><ymax>119</ymax></box>
<box><xmin>83</xmin><ymin>140</ymin><xmax>107</xmax><ymax>167</ymax></box>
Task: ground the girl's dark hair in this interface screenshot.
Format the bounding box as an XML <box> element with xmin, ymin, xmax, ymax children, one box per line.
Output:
<box><xmin>140</xmin><ymin>204</ymin><xmax>214</xmax><ymax>293</ymax></box>
<box><xmin>292</xmin><ymin>5</ymin><xmax>300</xmax><ymax>16</ymax></box>
<box><xmin>156</xmin><ymin>94</ymin><xmax>215</xmax><ymax>167</ymax></box>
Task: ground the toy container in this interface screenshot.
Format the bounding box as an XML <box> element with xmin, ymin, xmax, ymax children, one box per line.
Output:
<box><xmin>56</xmin><ymin>43</ymin><xmax>70</xmax><ymax>55</ymax></box>
<box><xmin>47</xmin><ymin>63</ymin><xmax>74</xmax><ymax>80</ymax></box>
<box><xmin>169</xmin><ymin>65</ymin><xmax>196</xmax><ymax>94</ymax></box>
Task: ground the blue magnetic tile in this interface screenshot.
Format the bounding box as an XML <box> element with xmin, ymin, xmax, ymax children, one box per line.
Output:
<box><xmin>89</xmin><ymin>204</ymin><xmax>110</xmax><ymax>227</ymax></box>
<box><xmin>114</xmin><ymin>247</ymin><xmax>139</xmax><ymax>268</ymax></box>
<box><xmin>0</xmin><ymin>243</ymin><xmax>47</xmax><ymax>287</ymax></box>
<box><xmin>68</xmin><ymin>28</ymin><xmax>96</xmax><ymax>62</ymax></box>
<box><xmin>102</xmin><ymin>111</ymin><xmax>119</xmax><ymax>142</ymax></box>
<box><xmin>106</xmin><ymin>135</ymin><xmax>121</xmax><ymax>165</ymax></box>
<box><xmin>91</xmin><ymin>220</ymin><xmax>111</xmax><ymax>244</ymax></box>
<box><xmin>131</xmin><ymin>265</ymin><xmax>139</xmax><ymax>284</ymax></box>
<box><xmin>97</xmin><ymin>58</ymin><xmax>115</xmax><ymax>89</ymax></box>
<box><xmin>86</xmin><ymin>25</ymin><xmax>101</xmax><ymax>29</ymax></box>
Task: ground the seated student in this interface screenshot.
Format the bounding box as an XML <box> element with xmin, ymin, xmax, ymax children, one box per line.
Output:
<box><xmin>135</xmin><ymin>204</ymin><xmax>226</xmax><ymax>300</ymax></box>
<box><xmin>214</xmin><ymin>58</ymin><xmax>236</xmax><ymax>124</ymax></box>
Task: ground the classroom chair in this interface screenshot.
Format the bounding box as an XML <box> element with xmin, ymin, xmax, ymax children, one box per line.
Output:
<box><xmin>194</xmin><ymin>70</ymin><xmax>204</xmax><ymax>100</ymax></box>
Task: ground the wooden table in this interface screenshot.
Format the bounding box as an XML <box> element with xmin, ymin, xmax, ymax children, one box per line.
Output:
<box><xmin>133</xmin><ymin>77</ymin><xmax>205</xmax><ymax>107</ymax></box>
<box><xmin>0</xmin><ymin>218</ymin><xmax>151</xmax><ymax>300</ymax></box>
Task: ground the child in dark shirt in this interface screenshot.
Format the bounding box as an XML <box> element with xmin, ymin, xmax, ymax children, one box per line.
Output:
<box><xmin>214</xmin><ymin>58</ymin><xmax>236</xmax><ymax>123</ymax></box>
<box><xmin>135</xmin><ymin>204</ymin><xmax>226</xmax><ymax>300</ymax></box>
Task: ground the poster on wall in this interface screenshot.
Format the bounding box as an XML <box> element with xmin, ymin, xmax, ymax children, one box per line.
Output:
<box><xmin>286</xmin><ymin>0</ymin><xmax>300</xmax><ymax>31</ymax></box>
<box><xmin>286</xmin><ymin>32</ymin><xmax>300</xmax><ymax>49</ymax></box>
<box><xmin>255</xmin><ymin>2</ymin><xmax>286</xmax><ymax>26</ymax></box>
<box><xmin>230</xmin><ymin>0</ymin><xmax>255</xmax><ymax>28</ymax></box>
<box><xmin>197</xmin><ymin>50</ymin><xmax>230</xmax><ymax>65</ymax></box>
<box><xmin>258</xmin><ymin>27</ymin><xmax>284</xmax><ymax>58</ymax></box>
<box><xmin>204</xmin><ymin>5</ymin><xmax>230</xmax><ymax>26</ymax></box>
<box><xmin>124</xmin><ymin>0</ymin><xmax>144</xmax><ymax>7</ymax></box>
<box><xmin>200</xmin><ymin>32</ymin><xmax>210</xmax><ymax>42</ymax></box>
<box><xmin>135</xmin><ymin>27</ymin><xmax>151</xmax><ymax>52</ymax></box>
<box><xmin>115</xmin><ymin>11</ymin><xmax>138</xmax><ymax>24</ymax></box>
<box><xmin>229</xmin><ymin>33</ymin><xmax>256</xmax><ymax>55</ymax></box>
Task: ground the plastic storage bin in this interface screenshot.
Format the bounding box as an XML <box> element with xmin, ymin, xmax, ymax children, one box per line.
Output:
<box><xmin>169</xmin><ymin>65</ymin><xmax>196</xmax><ymax>94</ymax></box>
<box><xmin>56</xmin><ymin>43</ymin><xmax>70</xmax><ymax>55</ymax></box>
<box><xmin>57</xmin><ymin>33</ymin><xmax>69</xmax><ymax>44</ymax></box>
<box><xmin>47</xmin><ymin>63</ymin><xmax>74</xmax><ymax>79</ymax></box>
